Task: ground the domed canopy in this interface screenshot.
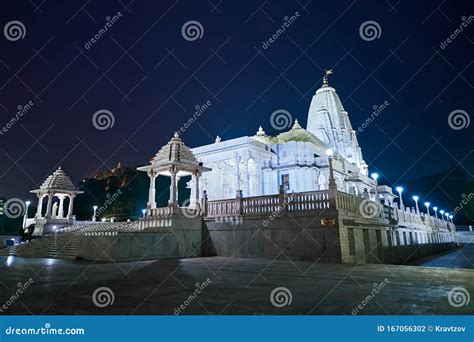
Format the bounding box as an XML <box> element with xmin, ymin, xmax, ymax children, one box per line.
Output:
<box><xmin>152</xmin><ymin>132</ymin><xmax>199</xmax><ymax>166</ymax></box>
<box><xmin>31</xmin><ymin>167</ymin><xmax>79</xmax><ymax>194</ymax></box>
<box><xmin>138</xmin><ymin>133</ymin><xmax>211</xmax><ymax>177</ymax></box>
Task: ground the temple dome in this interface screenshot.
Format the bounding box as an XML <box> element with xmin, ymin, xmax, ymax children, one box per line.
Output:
<box><xmin>152</xmin><ymin>132</ymin><xmax>199</xmax><ymax>166</ymax></box>
<box><xmin>39</xmin><ymin>167</ymin><xmax>76</xmax><ymax>191</ymax></box>
<box><xmin>276</xmin><ymin>119</ymin><xmax>328</xmax><ymax>148</ymax></box>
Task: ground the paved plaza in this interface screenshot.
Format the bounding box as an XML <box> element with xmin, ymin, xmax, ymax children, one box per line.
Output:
<box><xmin>0</xmin><ymin>245</ymin><xmax>473</xmax><ymax>315</ymax></box>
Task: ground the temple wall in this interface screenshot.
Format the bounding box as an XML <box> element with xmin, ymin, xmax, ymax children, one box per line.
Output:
<box><xmin>202</xmin><ymin>211</ymin><xmax>342</xmax><ymax>263</ymax></box>
<box><xmin>81</xmin><ymin>217</ymin><xmax>202</xmax><ymax>262</ymax></box>
<box><xmin>202</xmin><ymin>209</ymin><xmax>456</xmax><ymax>265</ymax></box>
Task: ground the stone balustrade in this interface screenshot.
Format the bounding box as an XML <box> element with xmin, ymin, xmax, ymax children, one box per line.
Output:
<box><xmin>204</xmin><ymin>189</ymin><xmax>456</xmax><ymax>233</ymax></box>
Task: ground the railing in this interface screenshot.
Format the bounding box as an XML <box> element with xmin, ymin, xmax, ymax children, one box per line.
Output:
<box><xmin>242</xmin><ymin>194</ymin><xmax>280</xmax><ymax>215</ymax></box>
<box><xmin>286</xmin><ymin>191</ymin><xmax>330</xmax><ymax>212</ymax></box>
<box><xmin>205</xmin><ymin>190</ymin><xmax>331</xmax><ymax>218</ymax></box>
<box><xmin>142</xmin><ymin>188</ymin><xmax>456</xmax><ymax>233</ymax></box>
<box><xmin>207</xmin><ymin>199</ymin><xmax>238</xmax><ymax>217</ymax></box>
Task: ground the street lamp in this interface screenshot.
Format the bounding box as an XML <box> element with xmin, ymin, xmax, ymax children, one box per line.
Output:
<box><xmin>371</xmin><ymin>173</ymin><xmax>379</xmax><ymax>199</ymax></box>
<box><xmin>142</xmin><ymin>209</ymin><xmax>146</xmax><ymax>218</ymax></box>
<box><xmin>433</xmin><ymin>206</ymin><xmax>438</xmax><ymax>219</ymax></box>
<box><xmin>92</xmin><ymin>205</ymin><xmax>98</xmax><ymax>222</ymax></box>
<box><xmin>449</xmin><ymin>215</ymin><xmax>454</xmax><ymax>223</ymax></box>
<box><xmin>412</xmin><ymin>196</ymin><xmax>420</xmax><ymax>215</ymax></box>
<box><xmin>23</xmin><ymin>201</ymin><xmax>31</xmax><ymax>228</ymax></box>
<box><xmin>424</xmin><ymin>202</ymin><xmax>431</xmax><ymax>217</ymax></box>
<box><xmin>440</xmin><ymin>210</ymin><xmax>445</xmax><ymax>222</ymax></box>
<box><xmin>396</xmin><ymin>187</ymin><xmax>404</xmax><ymax>210</ymax></box>
<box><xmin>326</xmin><ymin>149</ymin><xmax>336</xmax><ymax>189</ymax></box>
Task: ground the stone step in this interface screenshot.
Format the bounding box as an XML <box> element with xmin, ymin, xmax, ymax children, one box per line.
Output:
<box><xmin>3</xmin><ymin>234</ymin><xmax>84</xmax><ymax>259</ymax></box>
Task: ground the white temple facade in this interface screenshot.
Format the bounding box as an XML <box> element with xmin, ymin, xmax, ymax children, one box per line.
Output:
<box><xmin>192</xmin><ymin>75</ymin><xmax>378</xmax><ymax>201</ymax></box>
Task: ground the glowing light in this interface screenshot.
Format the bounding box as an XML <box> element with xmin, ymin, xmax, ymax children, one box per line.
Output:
<box><xmin>396</xmin><ymin>186</ymin><xmax>403</xmax><ymax>193</ymax></box>
<box><xmin>25</xmin><ymin>201</ymin><xmax>31</xmax><ymax>205</ymax></box>
<box><xmin>433</xmin><ymin>206</ymin><xmax>438</xmax><ymax>211</ymax></box>
<box><xmin>412</xmin><ymin>196</ymin><xmax>419</xmax><ymax>201</ymax></box>
<box><xmin>325</xmin><ymin>149</ymin><xmax>334</xmax><ymax>157</ymax></box>
<box><xmin>93</xmin><ymin>205</ymin><xmax>98</xmax><ymax>210</ymax></box>
<box><xmin>371</xmin><ymin>173</ymin><xmax>379</xmax><ymax>180</ymax></box>
<box><xmin>424</xmin><ymin>202</ymin><xmax>430</xmax><ymax>207</ymax></box>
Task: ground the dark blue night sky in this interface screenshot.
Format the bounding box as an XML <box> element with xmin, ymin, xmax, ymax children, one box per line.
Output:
<box><xmin>0</xmin><ymin>0</ymin><xmax>472</xmax><ymax>198</ymax></box>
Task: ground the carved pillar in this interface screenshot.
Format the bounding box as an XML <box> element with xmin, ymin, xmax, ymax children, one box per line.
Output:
<box><xmin>234</xmin><ymin>154</ymin><xmax>241</xmax><ymax>193</ymax></box>
<box><xmin>67</xmin><ymin>194</ymin><xmax>75</xmax><ymax>219</ymax></box>
<box><xmin>57</xmin><ymin>195</ymin><xmax>65</xmax><ymax>219</ymax></box>
<box><xmin>45</xmin><ymin>193</ymin><xmax>53</xmax><ymax>219</ymax></box>
<box><xmin>192</xmin><ymin>171</ymin><xmax>201</xmax><ymax>209</ymax></box>
<box><xmin>168</xmin><ymin>169</ymin><xmax>177</xmax><ymax>207</ymax></box>
<box><xmin>36</xmin><ymin>193</ymin><xmax>44</xmax><ymax>219</ymax></box>
<box><xmin>147</xmin><ymin>170</ymin><xmax>157</xmax><ymax>211</ymax></box>
<box><xmin>242</xmin><ymin>154</ymin><xmax>250</xmax><ymax>197</ymax></box>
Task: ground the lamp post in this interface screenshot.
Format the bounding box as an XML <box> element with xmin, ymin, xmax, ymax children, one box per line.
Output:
<box><xmin>412</xmin><ymin>196</ymin><xmax>420</xmax><ymax>215</ymax></box>
<box><xmin>449</xmin><ymin>215</ymin><xmax>454</xmax><ymax>223</ymax></box>
<box><xmin>22</xmin><ymin>201</ymin><xmax>31</xmax><ymax>228</ymax></box>
<box><xmin>433</xmin><ymin>206</ymin><xmax>438</xmax><ymax>219</ymax></box>
<box><xmin>92</xmin><ymin>205</ymin><xmax>98</xmax><ymax>222</ymax></box>
<box><xmin>326</xmin><ymin>149</ymin><xmax>336</xmax><ymax>189</ymax></box>
<box><xmin>142</xmin><ymin>209</ymin><xmax>146</xmax><ymax>218</ymax></box>
<box><xmin>371</xmin><ymin>173</ymin><xmax>379</xmax><ymax>200</ymax></box>
<box><xmin>440</xmin><ymin>210</ymin><xmax>445</xmax><ymax>222</ymax></box>
<box><xmin>424</xmin><ymin>202</ymin><xmax>431</xmax><ymax>217</ymax></box>
<box><xmin>445</xmin><ymin>212</ymin><xmax>449</xmax><ymax>221</ymax></box>
<box><xmin>396</xmin><ymin>187</ymin><xmax>404</xmax><ymax>210</ymax></box>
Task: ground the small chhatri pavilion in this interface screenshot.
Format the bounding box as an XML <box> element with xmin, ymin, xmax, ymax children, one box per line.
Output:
<box><xmin>30</xmin><ymin>167</ymin><xmax>83</xmax><ymax>235</ymax></box>
<box><xmin>137</xmin><ymin>133</ymin><xmax>211</xmax><ymax>219</ymax></box>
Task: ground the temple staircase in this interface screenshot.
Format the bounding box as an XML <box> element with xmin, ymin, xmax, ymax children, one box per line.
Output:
<box><xmin>0</xmin><ymin>233</ymin><xmax>83</xmax><ymax>260</ymax></box>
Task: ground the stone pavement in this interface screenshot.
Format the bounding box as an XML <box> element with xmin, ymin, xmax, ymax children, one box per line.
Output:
<box><xmin>0</xmin><ymin>251</ymin><xmax>473</xmax><ymax>315</ymax></box>
<box><xmin>409</xmin><ymin>243</ymin><xmax>474</xmax><ymax>269</ymax></box>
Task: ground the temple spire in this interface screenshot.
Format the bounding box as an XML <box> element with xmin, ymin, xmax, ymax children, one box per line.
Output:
<box><xmin>322</xmin><ymin>68</ymin><xmax>333</xmax><ymax>87</ymax></box>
